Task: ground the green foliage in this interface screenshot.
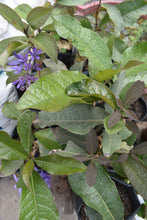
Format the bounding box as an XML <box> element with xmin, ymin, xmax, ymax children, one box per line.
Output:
<box><xmin>53</xmin><ymin>14</ymin><xmax>112</xmax><ymax>77</ymax></box>
<box><xmin>35</xmin><ymin>154</ymin><xmax>86</xmax><ymax>175</ymax></box>
<box><xmin>69</xmin><ymin>164</ymin><xmax>124</xmax><ymax>220</ymax></box>
<box><xmin>17</xmin><ymin>70</ymin><xmax>87</xmax><ymax>111</ymax></box>
<box><xmin>38</xmin><ymin>104</ymin><xmax>108</xmax><ymax>135</ymax></box>
<box><xmin>0</xmin><ymin>1</ymin><xmax>147</xmax><ymax>219</ymax></box>
<box><xmin>20</xmin><ymin>171</ymin><xmax>59</xmax><ymax>220</ymax></box>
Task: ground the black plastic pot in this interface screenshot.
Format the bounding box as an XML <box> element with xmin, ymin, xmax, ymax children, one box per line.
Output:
<box><xmin>74</xmin><ymin>177</ymin><xmax>141</xmax><ymax>220</ymax></box>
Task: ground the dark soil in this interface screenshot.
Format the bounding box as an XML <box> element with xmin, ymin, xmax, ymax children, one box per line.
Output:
<box><xmin>115</xmin><ymin>181</ymin><xmax>133</xmax><ymax>220</ymax></box>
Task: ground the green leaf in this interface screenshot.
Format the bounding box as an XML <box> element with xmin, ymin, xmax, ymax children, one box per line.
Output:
<box><xmin>38</xmin><ymin>104</ymin><xmax>108</xmax><ymax>135</ymax></box>
<box><xmin>53</xmin><ymin>15</ymin><xmax>112</xmax><ymax>77</ymax></box>
<box><xmin>110</xmin><ymin>71</ymin><xmax>128</xmax><ymax>99</ymax></box>
<box><xmin>67</xmin><ymin>79</ymin><xmax>116</xmax><ymax>109</ymax></box>
<box><xmin>102</xmin><ymin>131</ymin><xmax>122</xmax><ymax>157</ymax></box>
<box><xmin>55</xmin><ymin>127</ymin><xmax>87</xmax><ymax>149</ymax></box>
<box><xmin>43</xmin><ymin>58</ymin><xmax>67</xmax><ymax>72</ymax></box>
<box><xmin>120</xmin><ymin>41</ymin><xmax>147</xmax><ymax>67</ymax></box>
<box><xmin>17</xmin><ymin>70</ymin><xmax>88</xmax><ymax>112</ymax></box>
<box><xmin>0</xmin><ymin>36</ymin><xmax>28</xmax><ymax>56</ymax></box>
<box><xmin>14</xmin><ymin>4</ymin><xmax>32</xmax><ymax>20</ymax></box>
<box><xmin>0</xmin><ymin>131</ymin><xmax>28</xmax><ymax>160</ymax></box>
<box><xmin>57</xmin><ymin>0</ymin><xmax>89</xmax><ymax>5</ymax></box>
<box><xmin>102</xmin><ymin>3</ymin><xmax>124</xmax><ymax>37</ymax></box>
<box><xmin>122</xmin><ymin>155</ymin><xmax>147</xmax><ymax>200</ymax></box>
<box><xmin>94</xmin><ymin>69</ymin><xmax>121</xmax><ymax>82</ymax></box>
<box><xmin>30</xmin><ymin>32</ymin><xmax>58</xmax><ymax>63</ymax></box>
<box><xmin>119</xmin><ymin>126</ymin><xmax>132</xmax><ymax>140</ymax></box>
<box><xmin>65</xmin><ymin>140</ymin><xmax>87</xmax><ymax>155</ymax></box>
<box><xmin>116</xmin><ymin>0</ymin><xmax>147</xmax><ymax>26</ymax></box>
<box><xmin>35</xmin><ymin>154</ymin><xmax>86</xmax><ymax>175</ymax></box>
<box><xmin>84</xmin><ymin>205</ymin><xmax>102</xmax><ymax>220</ymax></box>
<box><xmin>27</xmin><ymin>7</ymin><xmax>51</xmax><ymax>29</ymax></box>
<box><xmin>2</xmin><ymin>102</ymin><xmax>22</xmax><ymax>119</ymax></box>
<box><xmin>0</xmin><ymin>159</ymin><xmax>23</xmax><ymax>177</ymax></box>
<box><xmin>0</xmin><ymin>3</ymin><xmax>24</xmax><ymax>32</ymax></box>
<box><xmin>17</xmin><ymin>110</ymin><xmax>36</xmax><ymax>153</ymax></box>
<box><xmin>104</xmin><ymin>114</ymin><xmax>124</xmax><ymax>135</ymax></box>
<box><xmin>35</xmin><ymin>129</ymin><xmax>62</xmax><ymax>150</ymax></box>
<box><xmin>7</xmin><ymin>40</ymin><xmax>29</xmax><ymax>57</ymax></box>
<box><xmin>23</xmin><ymin>159</ymin><xmax>34</xmax><ymax>191</ymax></box>
<box><xmin>69</xmin><ymin>164</ymin><xmax>123</xmax><ymax>220</ymax></box>
<box><xmin>112</xmin><ymin>38</ymin><xmax>128</xmax><ymax>63</ymax></box>
<box><xmin>20</xmin><ymin>170</ymin><xmax>59</xmax><ymax>220</ymax></box>
<box><xmin>125</xmin><ymin>63</ymin><xmax>147</xmax><ymax>86</ymax></box>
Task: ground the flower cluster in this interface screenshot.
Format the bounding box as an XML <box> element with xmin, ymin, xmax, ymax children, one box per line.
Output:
<box><xmin>9</xmin><ymin>47</ymin><xmax>42</xmax><ymax>90</ymax></box>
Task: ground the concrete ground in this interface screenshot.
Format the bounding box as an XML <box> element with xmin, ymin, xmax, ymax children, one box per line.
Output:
<box><xmin>0</xmin><ymin>175</ymin><xmax>78</xmax><ymax>220</ymax></box>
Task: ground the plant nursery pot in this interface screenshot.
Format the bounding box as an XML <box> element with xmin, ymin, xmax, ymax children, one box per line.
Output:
<box><xmin>74</xmin><ymin>177</ymin><xmax>141</xmax><ymax>220</ymax></box>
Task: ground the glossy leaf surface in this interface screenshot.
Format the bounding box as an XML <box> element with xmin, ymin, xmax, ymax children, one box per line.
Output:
<box><xmin>67</xmin><ymin>79</ymin><xmax>116</xmax><ymax>109</ymax></box>
<box><xmin>122</xmin><ymin>155</ymin><xmax>147</xmax><ymax>200</ymax></box>
<box><xmin>54</xmin><ymin>15</ymin><xmax>112</xmax><ymax>77</ymax></box>
<box><xmin>0</xmin><ymin>3</ymin><xmax>24</xmax><ymax>32</ymax></box>
<box><xmin>94</xmin><ymin>69</ymin><xmax>121</xmax><ymax>82</ymax></box>
<box><xmin>17</xmin><ymin>71</ymin><xmax>87</xmax><ymax>112</ymax></box>
<box><xmin>35</xmin><ymin>129</ymin><xmax>62</xmax><ymax>150</ymax></box>
<box><xmin>31</xmin><ymin>32</ymin><xmax>58</xmax><ymax>63</ymax></box>
<box><xmin>38</xmin><ymin>104</ymin><xmax>108</xmax><ymax>135</ymax></box>
<box><xmin>35</xmin><ymin>154</ymin><xmax>86</xmax><ymax>175</ymax></box>
<box><xmin>69</xmin><ymin>164</ymin><xmax>123</xmax><ymax>220</ymax></box>
<box><xmin>102</xmin><ymin>131</ymin><xmax>122</xmax><ymax>156</ymax></box>
<box><xmin>0</xmin><ymin>131</ymin><xmax>28</xmax><ymax>160</ymax></box>
<box><xmin>20</xmin><ymin>171</ymin><xmax>59</xmax><ymax>220</ymax></box>
<box><xmin>17</xmin><ymin>110</ymin><xmax>36</xmax><ymax>153</ymax></box>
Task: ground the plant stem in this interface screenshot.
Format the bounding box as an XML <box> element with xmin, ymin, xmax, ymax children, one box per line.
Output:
<box><xmin>95</xmin><ymin>0</ymin><xmax>102</xmax><ymax>31</ymax></box>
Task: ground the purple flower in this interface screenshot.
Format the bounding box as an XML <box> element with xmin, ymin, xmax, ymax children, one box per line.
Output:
<box><xmin>33</xmin><ymin>63</ymin><xmax>42</xmax><ymax>71</ymax></box>
<box><xmin>13</xmin><ymin>174</ymin><xmax>22</xmax><ymax>195</ymax></box>
<box><xmin>34</xmin><ymin>167</ymin><xmax>51</xmax><ymax>188</ymax></box>
<box><xmin>28</xmin><ymin>47</ymin><xmax>42</xmax><ymax>61</ymax></box>
<box><xmin>12</xmin><ymin>75</ymin><xmax>38</xmax><ymax>90</ymax></box>
<box><xmin>11</xmin><ymin>65</ymin><xmax>23</xmax><ymax>74</ymax></box>
<box><xmin>26</xmin><ymin>75</ymin><xmax>38</xmax><ymax>86</ymax></box>
<box><xmin>12</xmin><ymin>76</ymin><xmax>26</xmax><ymax>90</ymax></box>
<box><xmin>9</xmin><ymin>52</ymin><xmax>28</xmax><ymax>66</ymax></box>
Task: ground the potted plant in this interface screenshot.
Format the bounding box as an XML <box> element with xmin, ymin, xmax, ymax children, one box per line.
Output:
<box><xmin>0</xmin><ymin>0</ymin><xmax>147</xmax><ymax>219</ymax></box>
